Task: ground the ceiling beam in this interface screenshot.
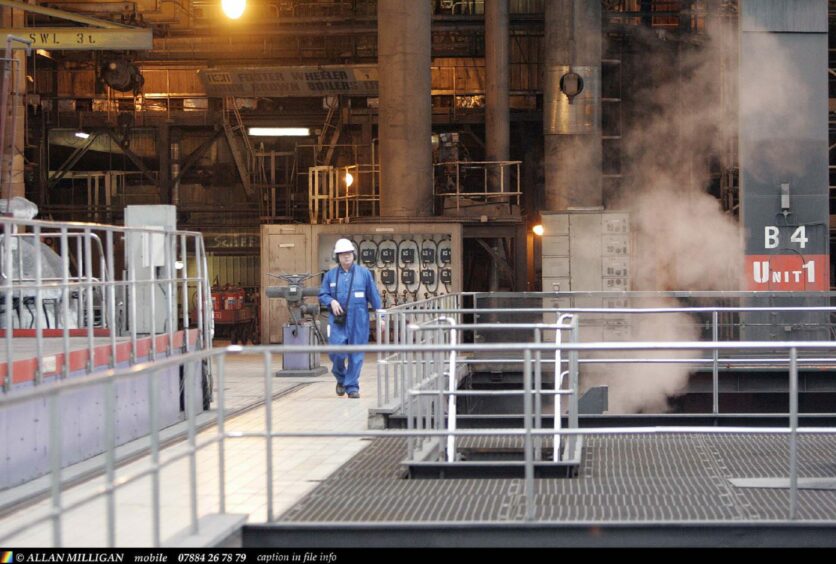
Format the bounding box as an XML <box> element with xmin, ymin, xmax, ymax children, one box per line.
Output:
<box><xmin>0</xmin><ymin>27</ymin><xmax>152</xmax><ymax>50</ymax></box>
<box><xmin>0</xmin><ymin>0</ymin><xmax>132</xmax><ymax>28</ymax></box>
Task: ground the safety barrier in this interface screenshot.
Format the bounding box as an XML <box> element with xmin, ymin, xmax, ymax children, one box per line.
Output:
<box><xmin>377</xmin><ymin>292</ymin><xmax>836</xmax><ymax>416</ymax></box>
<box><xmin>0</xmin><ymin>339</ymin><xmax>834</xmax><ymax>546</ymax></box>
<box><xmin>403</xmin><ymin>314</ymin><xmax>580</xmax><ymax>466</ymax></box>
<box><xmin>1</xmin><ymin>215</ymin><xmax>213</xmax><ymax>392</ymax></box>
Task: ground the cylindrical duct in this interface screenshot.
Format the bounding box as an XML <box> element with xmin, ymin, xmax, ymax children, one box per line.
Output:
<box><xmin>378</xmin><ymin>0</ymin><xmax>432</xmax><ymax>218</ymax></box>
<box><xmin>544</xmin><ymin>0</ymin><xmax>602</xmax><ymax>210</ymax></box>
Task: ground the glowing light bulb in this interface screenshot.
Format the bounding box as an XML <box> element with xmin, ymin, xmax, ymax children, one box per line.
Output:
<box><xmin>532</xmin><ymin>224</ymin><xmax>544</xmax><ymax>237</ymax></box>
<box><xmin>221</xmin><ymin>0</ymin><xmax>246</xmax><ymax>19</ymax></box>
<box><xmin>345</xmin><ymin>172</ymin><xmax>354</xmax><ymax>188</ymax></box>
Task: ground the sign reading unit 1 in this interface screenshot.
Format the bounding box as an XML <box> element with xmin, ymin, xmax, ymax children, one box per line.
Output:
<box><xmin>745</xmin><ymin>225</ymin><xmax>828</xmax><ymax>291</ymax></box>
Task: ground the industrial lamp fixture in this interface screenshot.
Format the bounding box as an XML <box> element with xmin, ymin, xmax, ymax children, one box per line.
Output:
<box><xmin>221</xmin><ymin>0</ymin><xmax>246</xmax><ymax>19</ymax></box>
<box><xmin>248</xmin><ymin>127</ymin><xmax>310</xmax><ymax>137</ymax></box>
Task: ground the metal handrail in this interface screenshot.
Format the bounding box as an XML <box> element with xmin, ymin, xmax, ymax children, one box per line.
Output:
<box><xmin>0</xmin><ymin>337</ymin><xmax>835</xmax><ymax>546</ymax></box>
<box><xmin>4</xmin><ymin>339</ymin><xmax>836</xmax><ymax>545</ymax></box>
<box><xmin>1</xmin><ymin>216</ymin><xmax>212</xmax><ymax>392</ymax></box>
<box><xmin>433</xmin><ymin>160</ymin><xmax>522</xmax><ymax>213</ymax></box>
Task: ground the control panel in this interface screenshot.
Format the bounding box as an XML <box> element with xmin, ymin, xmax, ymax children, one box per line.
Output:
<box><xmin>318</xmin><ymin>233</ymin><xmax>456</xmax><ymax>307</ymax></box>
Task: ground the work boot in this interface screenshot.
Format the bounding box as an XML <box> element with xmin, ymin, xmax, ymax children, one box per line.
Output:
<box><xmin>348</xmin><ymin>391</ymin><xmax>360</xmax><ymax>399</ymax></box>
<box><xmin>336</xmin><ymin>383</ymin><xmax>346</xmax><ymax>396</ymax></box>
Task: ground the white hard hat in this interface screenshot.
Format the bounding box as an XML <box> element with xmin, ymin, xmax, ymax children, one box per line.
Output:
<box><xmin>333</xmin><ymin>238</ymin><xmax>356</xmax><ymax>257</ymax></box>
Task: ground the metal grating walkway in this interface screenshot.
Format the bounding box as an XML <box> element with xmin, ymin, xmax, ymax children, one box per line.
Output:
<box><xmin>277</xmin><ymin>434</ymin><xmax>836</xmax><ymax>523</ymax></box>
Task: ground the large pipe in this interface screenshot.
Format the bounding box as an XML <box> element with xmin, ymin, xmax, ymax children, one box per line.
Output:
<box><xmin>543</xmin><ymin>0</ymin><xmax>602</xmax><ymax>210</ymax></box>
<box><xmin>485</xmin><ymin>0</ymin><xmax>510</xmax><ymax>168</ymax></box>
<box><xmin>378</xmin><ymin>0</ymin><xmax>432</xmax><ymax>218</ymax></box>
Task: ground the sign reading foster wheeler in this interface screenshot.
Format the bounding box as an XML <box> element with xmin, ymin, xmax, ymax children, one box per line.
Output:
<box><xmin>198</xmin><ymin>65</ymin><xmax>378</xmax><ymax>97</ymax></box>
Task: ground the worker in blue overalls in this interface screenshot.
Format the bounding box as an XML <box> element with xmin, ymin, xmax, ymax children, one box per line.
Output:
<box><xmin>319</xmin><ymin>238</ymin><xmax>381</xmax><ymax>399</ymax></box>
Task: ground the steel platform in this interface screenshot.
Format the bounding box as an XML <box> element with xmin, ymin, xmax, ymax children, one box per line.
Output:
<box><xmin>243</xmin><ymin>432</ymin><xmax>836</xmax><ymax>547</ymax></box>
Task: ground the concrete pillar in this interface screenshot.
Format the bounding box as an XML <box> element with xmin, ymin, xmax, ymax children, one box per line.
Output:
<box><xmin>485</xmin><ymin>0</ymin><xmax>510</xmax><ymax>168</ymax></box>
<box><xmin>378</xmin><ymin>0</ymin><xmax>432</xmax><ymax>218</ymax></box>
<box><xmin>543</xmin><ymin>0</ymin><xmax>602</xmax><ymax>210</ymax></box>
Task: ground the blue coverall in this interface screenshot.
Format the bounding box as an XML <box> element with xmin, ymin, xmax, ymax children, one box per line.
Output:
<box><xmin>318</xmin><ymin>264</ymin><xmax>381</xmax><ymax>394</ymax></box>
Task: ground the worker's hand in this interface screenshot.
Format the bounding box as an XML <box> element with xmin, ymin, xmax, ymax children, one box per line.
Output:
<box><xmin>330</xmin><ymin>300</ymin><xmax>344</xmax><ymax>316</ymax></box>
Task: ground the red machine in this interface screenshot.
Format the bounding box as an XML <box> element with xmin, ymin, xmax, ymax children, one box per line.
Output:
<box><xmin>206</xmin><ymin>283</ymin><xmax>257</xmax><ymax>344</ymax></box>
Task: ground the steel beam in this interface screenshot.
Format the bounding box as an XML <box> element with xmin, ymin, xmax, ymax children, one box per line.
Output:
<box><xmin>243</xmin><ymin>523</ymin><xmax>836</xmax><ymax>548</ymax></box>
<box><xmin>47</xmin><ymin>133</ymin><xmax>100</xmax><ymax>189</ymax></box>
<box><xmin>0</xmin><ymin>28</ymin><xmax>152</xmax><ymax>50</ymax></box>
<box><xmin>173</xmin><ymin>129</ymin><xmax>225</xmax><ymax>186</ymax></box>
<box><xmin>0</xmin><ymin>0</ymin><xmax>130</xmax><ymax>28</ymax></box>
<box><xmin>103</xmin><ymin>130</ymin><xmax>158</xmax><ymax>186</ymax></box>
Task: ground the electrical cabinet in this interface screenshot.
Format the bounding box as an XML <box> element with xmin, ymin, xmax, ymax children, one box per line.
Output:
<box><xmin>540</xmin><ymin>210</ymin><xmax>631</xmax><ymax>342</ymax></box>
<box><xmin>261</xmin><ymin>223</ymin><xmax>462</xmax><ymax>343</ymax></box>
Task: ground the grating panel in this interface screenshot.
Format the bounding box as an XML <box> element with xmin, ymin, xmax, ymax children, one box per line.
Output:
<box><xmin>277</xmin><ymin>434</ymin><xmax>836</xmax><ymax>523</ymax></box>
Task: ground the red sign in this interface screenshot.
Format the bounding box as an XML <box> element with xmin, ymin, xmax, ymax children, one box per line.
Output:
<box><xmin>744</xmin><ymin>254</ymin><xmax>829</xmax><ymax>291</ymax></box>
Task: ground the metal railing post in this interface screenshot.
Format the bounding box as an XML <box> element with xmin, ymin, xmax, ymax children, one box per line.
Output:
<box><xmin>264</xmin><ymin>350</ymin><xmax>274</xmax><ymax>521</ymax></box>
<box><xmin>376</xmin><ymin>309</ymin><xmax>383</xmax><ymax>407</ymax></box>
<box><xmin>148</xmin><ymin>230</ymin><xmax>158</xmax><ymax>361</ymax></box>
<box><xmin>398</xmin><ymin>311</ymin><xmax>406</xmax><ymax>410</ymax></box>
<box><xmin>34</xmin><ymin>226</ymin><xmax>43</xmax><ymax>384</ymax></box>
<box><xmin>789</xmin><ymin>346</ymin><xmax>799</xmax><ymax>520</ymax></box>
<box><xmin>534</xmin><ymin>327</ymin><xmax>542</xmax><ymax>461</ymax></box>
<box><xmin>180</xmin><ymin>234</ymin><xmax>190</xmax><ymax>353</ymax></box>
<box><xmin>217</xmin><ymin>352</ymin><xmax>227</xmax><ymax>514</ymax></box>
<box><xmin>60</xmin><ymin>227</ymin><xmax>70</xmax><ymax>379</ymax></box>
<box><xmin>569</xmin><ymin>317</ymin><xmax>579</xmax><ymax>430</ymax></box>
<box><xmin>186</xmin><ymin>359</ymin><xmax>198</xmax><ymax>534</ymax></box>
<box><xmin>712</xmin><ymin>310</ymin><xmax>719</xmax><ymax>415</ymax></box>
<box><xmin>105</xmin><ymin>230</ymin><xmax>117</xmax><ymax>367</ymax></box>
<box><xmin>3</xmin><ymin>221</ymin><xmax>12</xmax><ymax>393</ymax></box>
<box><xmin>128</xmin><ymin>230</ymin><xmax>138</xmax><ymax>365</ymax></box>
<box><xmin>84</xmin><ymin>227</ymin><xmax>94</xmax><ymax>372</ymax></box>
<box><xmin>523</xmin><ymin>348</ymin><xmax>534</xmax><ymax>521</ymax></box>
<box><xmin>444</xmin><ymin>319</ymin><xmax>457</xmax><ymax>462</ymax></box>
<box><xmin>164</xmin><ymin>230</ymin><xmax>174</xmax><ymax>356</ymax></box>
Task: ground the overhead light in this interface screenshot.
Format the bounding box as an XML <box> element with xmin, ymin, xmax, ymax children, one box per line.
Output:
<box><xmin>532</xmin><ymin>224</ymin><xmax>544</xmax><ymax>237</ymax></box>
<box><xmin>75</xmin><ymin>132</ymin><xmax>90</xmax><ymax>139</ymax></box>
<box><xmin>36</xmin><ymin>49</ymin><xmax>53</xmax><ymax>60</ymax></box>
<box><xmin>248</xmin><ymin>127</ymin><xmax>310</xmax><ymax>137</ymax></box>
<box><xmin>221</xmin><ymin>0</ymin><xmax>246</xmax><ymax>19</ymax></box>
<box><xmin>344</xmin><ymin>172</ymin><xmax>354</xmax><ymax>188</ymax></box>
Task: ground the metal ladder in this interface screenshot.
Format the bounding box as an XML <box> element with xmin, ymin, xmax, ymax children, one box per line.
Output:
<box><xmin>222</xmin><ymin>97</ymin><xmax>270</xmax><ymax>216</ymax></box>
<box><xmin>315</xmin><ymin>100</ymin><xmax>342</xmax><ymax>167</ymax></box>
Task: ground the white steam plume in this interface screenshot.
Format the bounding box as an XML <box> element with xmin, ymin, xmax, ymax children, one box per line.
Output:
<box><xmin>586</xmin><ymin>19</ymin><xmax>744</xmax><ymax>413</ymax></box>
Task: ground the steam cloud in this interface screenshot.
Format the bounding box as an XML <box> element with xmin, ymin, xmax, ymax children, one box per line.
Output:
<box><xmin>586</xmin><ymin>20</ymin><xmax>745</xmax><ymax>413</ymax></box>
